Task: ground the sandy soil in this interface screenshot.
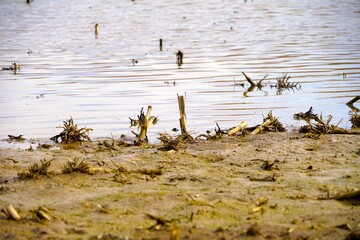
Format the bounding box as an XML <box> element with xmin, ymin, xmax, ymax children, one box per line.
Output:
<box><xmin>0</xmin><ymin>131</ymin><xmax>359</xmax><ymax>240</ymax></box>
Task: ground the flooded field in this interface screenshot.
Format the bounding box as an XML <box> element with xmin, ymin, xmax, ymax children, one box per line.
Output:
<box><xmin>0</xmin><ymin>0</ymin><xmax>359</xmax><ymax>141</ymax></box>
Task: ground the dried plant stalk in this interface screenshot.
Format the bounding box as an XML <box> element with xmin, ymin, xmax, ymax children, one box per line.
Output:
<box><xmin>2</xmin><ymin>204</ymin><xmax>21</xmax><ymax>221</ymax></box>
<box><xmin>129</xmin><ymin>106</ymin><xmax>158</xmax><ymax>142</ymax></box>
<box><xmin>228</xmin><ymin>121</ymin><xmax>248</xmax><ymax>136</ymax></box>
<box><xmin>251</xmin><ymin>111</ymin><xmax>286</xmax><ymax>134</ymax></box>
<box><xmin>158</xmin><ymin>133</ymin><xmax>191</xmax><ymax>151</ymax></box>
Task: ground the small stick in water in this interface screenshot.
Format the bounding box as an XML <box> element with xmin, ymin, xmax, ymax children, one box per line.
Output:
<box><xmin>95</xmin><ymin>23</ymin><xmax>99</xmax><ymax>35</ymax></box>
<box><xmin>176</xmin><ymin>50</ymin><xmax>183</xmax><ymax>66</ymax></box>
<box><xmin>159</xmin><ymin>38</ymin><xmax>163</xmax><ymax>51</ymax></box>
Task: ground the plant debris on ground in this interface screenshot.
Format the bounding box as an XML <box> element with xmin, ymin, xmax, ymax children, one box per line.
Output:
<box><xmin>256</xmin><ymin>111</ymin><xmax>286</xmax><ymax>133</ymax></box>
<box><xmin>158</xmin><ymin>133</ymin><xmax>193</xmax><ymax>151</ymax></box>
<box><xmin>350</xmin><ymin>112</ymin><xmax>360</xmax><ymax>128</ymax></box>
<box><xmin>1</xmin><ymin>131</ymin><xmax>359</xmax><ymax>239</ymax></box>
<box><xmin>50</xmin><ymin>117</ymin><xmax>92</xmax><ymax>143</ymax></box>
<box><xmin>61</xmin><ymin>158</ymin><xmax>92</xmax><ymax>174</ymax></box>
<box><xmin>18</xmin><ymin>159</ymin><xmax>53</xmax><ymax>180</ymax></box>
<box><xmin>294</xmin><ymin>107</ymin><xmax>348</xmax><ymax>135</ymax></box>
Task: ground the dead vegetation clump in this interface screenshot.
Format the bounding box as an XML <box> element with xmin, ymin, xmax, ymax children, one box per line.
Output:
<box><xmin>2</xmin><ymin>62</ymin><xmax>21</xmax><ymax>74</ymax></box>
<box><xmin>345</xmin><ymin>95</ymin><xmax>359</xmax><ymax>129</ymax></box>
<box><xmin>259</xmin><ymin>111</ymin><xmax>286</xmax><ymax>133</ymax></box>
<box><xmin>158</xmin><ymin>133</ymin><xmax>193</xmax><ymax>151</ymax></box>
<box><xmin>294</xmin><ymin>107</ymin><xmax>347</xmax><ymax>135</ymax></box>
<box><xmin>111</xmin><ymin>162</ymin><xmax>131</xmax><ymax>184</ymax></box>
<box><xmin>241</xmin><ymin>72</ymin><xmax>301</xmax><ymax>96</ymax></box>
<box><xmin>61</xmin><ymin>158</ymin><xmax>92</xmax><ymax>174</ymax></box>
<box><xmin>350</xmin><ymin>112</ymin><xmax>360</xmax><ymax>128</ymax></box>
<box><xmin>197</xmin><ymin>123</ymin><xmax>227</xmax><ymax>140</ymax></box>
<box><xmin>293</xmin><ymin>106</ymin><xmax>318</xmax><ymax>123</ymax></box>
<box><xmin>50</xmin><ymin>117</ymin><xmax>92</xmax><ymax>143</ymax></box>
<box><xmin>18</xmin><ymin>159</ymin><xmax>53</xmax><ymax>180</ymax></box>
<box><xmin>270</xmin><ymin>73</ymin><xmax>301</xmax><ymax>95</ymax></box>
<box><xmin>195</xmin><ymin>112</ymin><xmax>284</xmax><ymax>140</ymax></box>
<box><xmin>246</xmin><ymin>111</ymin><xmax>285</xmax><ymax>135</ymax></box>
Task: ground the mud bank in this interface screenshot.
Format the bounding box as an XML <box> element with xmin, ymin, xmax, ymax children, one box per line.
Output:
<box><xmin>0</xmin><ymin>131</ymin><xmax>359</xmax><ymax>239</ymax></box>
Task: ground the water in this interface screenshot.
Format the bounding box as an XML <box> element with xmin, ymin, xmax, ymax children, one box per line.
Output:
<box><xmin>0</xmin><ymin>0</ymin><xmax>359</xmax><ymax>142</ymax></box>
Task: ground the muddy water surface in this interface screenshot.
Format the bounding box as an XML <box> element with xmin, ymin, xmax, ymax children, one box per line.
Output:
<box><xmin>0</xmin><ymin>0</ymin><xmax>359</xmax><ymax>142</ymax></box>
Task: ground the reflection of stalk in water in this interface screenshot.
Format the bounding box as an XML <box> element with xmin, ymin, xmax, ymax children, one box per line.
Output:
<box><xmin>242</xmin><ymin>72</ymin><xmax>268</xmax><ymax>97</ymax></box>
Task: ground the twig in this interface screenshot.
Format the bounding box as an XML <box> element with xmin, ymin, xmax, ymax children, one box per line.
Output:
<box><xmin>294</xmin><ymin>107</ymin><xmax>349</xmax><ymax>134</ymax></box>
<box><xmin>186</xmin><ymin>194</ymin><xmax>215</xmax><ymax>208</ymax></box>
<box><xmin>146</xmin><ymin>213</ymin><xmax>172</xmax><ymax>230</ymax></box>
<box><xmin>103</xmin><ymin>140</ymin><xmax>121</xmax><ymax>151</ymax></box>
